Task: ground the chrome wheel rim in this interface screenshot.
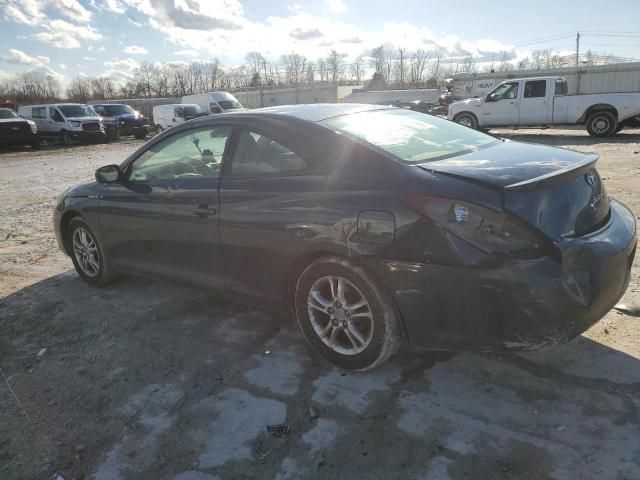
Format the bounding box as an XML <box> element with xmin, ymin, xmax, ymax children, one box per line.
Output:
<box><xmin>307</xmin><ymin>275</ymin><xmax>374</xmax><ymax>355</ymax></box>
<box><xmin>592</xmin><ymin>117</ymin><xmax>610</xmax><ymax>134</ymax></box>
<box><xmin>72</xmin><ymin>227</ymin><xmax>100</xmax><ymax>277</ymax></box>
<box><xmin>458</xmin><ymin>116</ymin><xmax>472</xmax><ymax>128</ymax></box>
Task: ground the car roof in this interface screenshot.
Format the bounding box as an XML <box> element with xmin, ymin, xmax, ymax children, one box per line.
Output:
<box><xmin>240</xmin><ymin>103</ymin><xmax>390</xmax><ymax>122</ymax></box>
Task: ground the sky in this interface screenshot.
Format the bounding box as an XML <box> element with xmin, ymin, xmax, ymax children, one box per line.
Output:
<box><xmin>1</xmin><ymin>0</ymin><xmax>639</xmax><ymax>87</ymax></box>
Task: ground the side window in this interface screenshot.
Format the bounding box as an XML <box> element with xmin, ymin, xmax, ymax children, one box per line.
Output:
<box><xmin>489</xmin><ymin>83</ymin><xmax>518</xmax><ymax>101</ymax></box>
<box><xmin>210</xmin><ymin>104</ymin><xmax>222</xmax><ymax>114</ymax></box>
<box><xmin>230</xmin><ymin>130</ymin><xmax>309</xmax><ymax>176</ymax></box>
<box><xmin>129</xmin><ymin>126</ymin><xmax>232</xmax><ymax>181</ymax></box>
<box><xmin>524</xmin><ymin>80</ymin><xmax>546</xmax><ymax>98</ymax></box>
<box><xmin>555</xmin><ymin>79</ymin><xmax>568</xmax><ymax>96</ymax></box>
<box><xmin>32</xmin><ymin>107</ymin><xmax>46</xmax><ymax>119</ymax></box>
<box><xmin>50</xmin><ymin>108</ymin><xmax>64</xmax><ymax>122</ymax></box>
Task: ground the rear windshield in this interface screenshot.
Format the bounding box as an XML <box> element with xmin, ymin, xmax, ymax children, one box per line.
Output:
<box><xmin>59</xmin><ymin>105</ymin><xmax>97</xmax><ymax>118</ymax></box>
<box><xmin>0</xmin><ymin>109</ymin><xmax>19</xmax><ymax>119</ymax></box>
<box><xmin>218</xmin><ymin>100</ymin><xmax>242</xmax><ymax>110</ymax></box>
<box><xmin>322</xmin><ymin>108</ymin><xmax>497</xmax><ymax>163</ymax></box>
<box><xmin>177</xmin><ymin>105</ymin><xmax>203</xmax><ymax>116</ymax></box>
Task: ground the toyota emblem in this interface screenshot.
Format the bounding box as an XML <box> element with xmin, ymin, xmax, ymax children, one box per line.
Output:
<box><xmin>585</xmin><ymin>170</ymin><xmax>598</xmax><ymax>188</ymax></box>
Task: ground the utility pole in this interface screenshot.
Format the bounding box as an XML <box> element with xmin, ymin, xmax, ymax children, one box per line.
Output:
<box><xmin>576</xmin><ymin>31</ymin><xmax>582</xmax><ymax>94</ymax></box>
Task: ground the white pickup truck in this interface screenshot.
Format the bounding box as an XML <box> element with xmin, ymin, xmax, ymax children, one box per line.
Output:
<box><xmin>447</xmin><ymin>76</ymin><xmax>640</xmax><ymax>136</ymax></box>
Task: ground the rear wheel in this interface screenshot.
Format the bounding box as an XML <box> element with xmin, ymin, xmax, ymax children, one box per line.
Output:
<box><xmin>31</xmin><ymin>140</ymin><xmax>41</xmax><ymax>150</ymax></box>
<box><xmin>454</xmin><ymin>112</ymin><xmax>478</xmax><ymax>130</ymax></box>
<box><xmin>66</xmin><ymin>218</ymin><xmax>118</xmax><ymax>286</ymax></box>
<box><xmin>295</xmin><ymin>256</ymin><xmax>400</xmax><ymax>371</ymax></box>
<box><xmin>586</xmin><ymin>111</ymin><xmax>617</xmax><ymax>137</ymax></box>
<box><xmin>134</xmin><ymin>130</ymin><xmax>147</xmax><ymax>140</ymax></box>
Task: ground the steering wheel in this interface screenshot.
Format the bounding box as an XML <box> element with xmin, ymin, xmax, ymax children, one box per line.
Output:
<box><xmin>171</xmin><ymin>156</ymin><xmax>213</xmax><ymax>178</ymax></box>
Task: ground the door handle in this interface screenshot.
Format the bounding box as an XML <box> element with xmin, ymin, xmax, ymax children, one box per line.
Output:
<box><xmin>193</xmin><ymin>205</ymin><xmax>217</xmax><ymax>217</ymax></box>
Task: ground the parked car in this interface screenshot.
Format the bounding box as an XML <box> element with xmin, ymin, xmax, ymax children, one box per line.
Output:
<box><xmin>182</xmin><ymin>91</ymin><xmax>243</xmax><ymax>114</ymax></box>
<box><xmin>91</xmin><ymin>103</ymin><xmax>148</xmax><ymax>141</ymax></box>
<box><xmin>18</xmin><ymin>103</ymin><xmax>106</xmax><ymax>145</ymax></box>
<box><xmin>448</xmin><ymin>76</ymin><xmax>640</xmax><ymax>136</ymax></box>
<box><xmin>152</xmin><ymin>104</ymin><xmax>208</xmax><ymax>131</ymax></box>
<box><xmin>54</xmin><ymin>104</ymin><xmax>636</xmax><ymax>371</ymax></box>
<box><xmin>0</xmin><ymin>107</ymin><xmax>40</xmax><ymax>150</ymax></box>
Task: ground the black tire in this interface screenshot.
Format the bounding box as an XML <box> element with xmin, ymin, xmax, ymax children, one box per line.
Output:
<box><xmin>586</xmin><ymin>111</ymin><xmax>617</xmax><ymax>137</ymax></box>
<box><xmin>31</xmin><ymin>140</ymin><xmax>41</xmax><ymax>150</ymax></box>
<box><xmin>60</xmin><ymin>131</ymin><xmax>72</xmax><ymax>146</ymax></box>
<box><xmin>453</xmin><ymin>112</ymin><xmax>478</xmax><ymax>130</ymax></box>
<box><xmin>294</xmin><ymin>256</ymin><xmax>400</xmax><ymax>371</ymax></box>
<box><xmin>105</xmin><ymin>127</ymin><xmax>119</xmax><ymax>143</ymax></box>
<box><xmin>134</xmin><ymin>131</ymin><xmax>147</xmax><ymax>140</ymax></box>
<box><xmin>615</xmin><ymin>124</ymin><xmax>624</xmax><ymax>134</ymax></box>
<box><xmin>66</xmin><ymin>217</ymin><xmax>118</xmax><ymax>286</ymax></box>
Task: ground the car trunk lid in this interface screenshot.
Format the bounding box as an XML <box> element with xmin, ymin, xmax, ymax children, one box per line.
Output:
<box><xmin>418</xmin><ymin>141</ymin><xmax>609</xmax><ymax>240</ymax></box>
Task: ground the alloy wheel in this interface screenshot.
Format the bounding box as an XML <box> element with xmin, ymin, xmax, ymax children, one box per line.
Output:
<box><xmin>72</xmin><ymin>227</ymin><xmax>100</xmax><ymax>277</ymax></box>
<box><xmin>307</xmin><ymin>275</ymin><xmax>374</xmax><ymax>355</ymax></box>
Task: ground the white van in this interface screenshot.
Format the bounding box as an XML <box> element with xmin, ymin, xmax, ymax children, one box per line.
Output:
<box><xmin>18</xmin><ymin>103</ymin><xmax>106</xmax><ymax>145</ymax></box>
<box><xmin>181</xmin><ymin>91</ymin><xmax>243</xmax><ymax>114</ymax></box>
<box><xmin>152</xmin><ymin>104</ymin><xmax>208</xmax><ymax>131</ymax></box>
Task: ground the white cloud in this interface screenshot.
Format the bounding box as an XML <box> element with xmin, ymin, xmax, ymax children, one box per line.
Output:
<box><xmin>59</xmin><ymin>63</ymin><xmax>68</xmax><ymax>69</ymax></box>
<box><xmin>123</xmin><ymin>45</ymin><xmax>148</xmax><ymax>54</ymax></box>
<box><xmin>174</xmin><ymin>49</ymin><xmax>201</xmax><ymax>57</ymax></box>
<box><xmin>104</xmin><ymin>57</ymin><xmax>140</xmax><ymax>71</ymax></box>
<box><xmin>325</xmin><ymin>0</ymin><xmax>347</xmax><ymax>13</ymax></box>
<box><xmin>3</xmin><ymin>48</ymin><xmax>49</xmax><ymax>66</ymax></box>
<box><xmin>3</xmin><ymin>0</ymin><xmax>101</xmax><ymax>49</ymax></box>
<box><xmin>84</xmin><ymin>56</ymin><xmax>96</xmax><ymax>61</ymax></box>
<box><xmin>2</xmin><ymin>0</ymin><xmax>92</xmax><ymax>24</ymax></box>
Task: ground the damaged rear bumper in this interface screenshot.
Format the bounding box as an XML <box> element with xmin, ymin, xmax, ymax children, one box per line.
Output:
<box><xmin>364</xmin><ymin>199</ymin><xmax>637</xmax><ymax>351</ymax></box>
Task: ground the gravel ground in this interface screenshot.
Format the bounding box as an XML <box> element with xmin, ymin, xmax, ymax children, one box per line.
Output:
<box><xmin>0</xmin><ymin>129</ymin><xmax>639</xmax><ymax>480</ymax></box>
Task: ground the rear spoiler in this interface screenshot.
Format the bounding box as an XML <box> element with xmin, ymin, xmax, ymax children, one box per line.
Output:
<box><xmin>505</xmin><ymin>154</ymin><xmax>598</xmax><ymax>191</ymax></box>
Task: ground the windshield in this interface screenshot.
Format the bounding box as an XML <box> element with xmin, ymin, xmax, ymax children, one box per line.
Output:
<box><xmin>101</xmin><ymin>105</ymin><xmax>135</xmax><ymax>116</ymax></box>
<box><xmin>59</xmin><ymin>105</ymin><xmax>97</xmax><ymax>118</ymax></box>
<box><xmin>218</xmin><ymin>100</ymin><xmax>242</xmax><ymax>110</ymax></box>
<box><xmin>177</xmin><ymin>105</ymin><xmax>203</xmax><ymax>117</ymax></box>
<box><xmin>322</xmin><ymin>108</ymin><xmax>497</xmax><ymax>163</ymax></box>
<box><xmin>0</xmin><ymin>109</ymin><xmax>19</xmax><ymax>119</ymax></box>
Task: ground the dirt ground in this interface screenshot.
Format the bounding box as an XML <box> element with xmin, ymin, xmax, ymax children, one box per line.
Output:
<box><xmin>1</xmin><ymin>128</ymin><xmax>639</xmax><ymax>480</ymax></box>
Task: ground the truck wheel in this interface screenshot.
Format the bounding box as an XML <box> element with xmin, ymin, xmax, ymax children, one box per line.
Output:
<box><xmin>454</xmin><ymin>112</ymin><xmax>478</xmax><ymax>130</ymax></box>
<box><xmin>134</xmin><ymin>131</ymin><xmax>147</xmax><ymax>140</ymax></box>
<box><xmin>586</xmin><ymin>112</ymin><xmax>617</xmax><ymax>137</ymax></box>
<box><xmin>614</xmin><ymin>124</ymin><xmax>624</xmax><ymax>134</ymax></box>
<box><xmin>31</xmin><ymin>140</ymin><xmax>41</xmax><ymax>150</ymax></box>
<box><xmin>294</xmin><ymin>256</ymin><xmax>401</xmax><ymax>371</ymax></box>
<box><xmin>60</xmin><ymin>131</ymin><xmax>72</xmax><ymax>146</ymax></box>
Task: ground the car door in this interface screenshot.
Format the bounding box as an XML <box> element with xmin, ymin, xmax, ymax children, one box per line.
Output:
<box><xmin>519</xmin><ymin>79</ymin><xmax>550</xmax><ymax>124</ymax></box>
<box><xmin>31</xmin><ymin>107</ymin><xmax>49</xmax><ymax>134</ymax></box>
<box><xmin>218</xmin><ymin>127</ymin><xmax>324</xmax><ymax>309</ymax></box>
<box><xmin>482</xmin><ymin>81</ymin><xmax>520</xmax><ymax>126</ymax></box>
<box><xmin>49</xmin><ymin>107</ymin><xmax>66</xmax><ymax>134</ymax></box>
<box><xmin>99</xmin><ymin>125</ymin><xmax>232</xmax><ymax>290</ymax></box>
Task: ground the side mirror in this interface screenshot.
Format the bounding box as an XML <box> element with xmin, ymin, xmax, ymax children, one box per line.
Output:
<box><xmin>95</xmin><ymin>164</ymin><xmax>121</xmax><ymax>183</ymax></box>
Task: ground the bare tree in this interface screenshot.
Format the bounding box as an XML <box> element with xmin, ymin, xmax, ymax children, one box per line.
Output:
<box><xmin>350</xmin><ymin>55</ymin><xmax>365</xmax><ymax>84</ymax></box>
<box><xmin>326</xmin><ymin>50</ymin><xmax>346</xmax><ymax>83</ymax></box>
<box><xmin>280</xmin><ymin>53</ymin><xmax>307</xmax><ymax>85</ymax></box>
<box><xmin>409</xmin><ymin>49</ymin><xmax>431</xmax><ymax>85</ymax></box>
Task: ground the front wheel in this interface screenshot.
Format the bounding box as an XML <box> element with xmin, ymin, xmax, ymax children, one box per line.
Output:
<box><xmin>295</xmin><ymin>256</ymin><xmax>400</xmax><ymax>371</ymax></box>
<box><xmin>453</xmin><ymin>112</ymin><xmax>478</xmax><ymax>129</ymax></box>
<box><xmin>60</xmin><ymin>131</ymin><xmax>72</xmax><ymax>146</ymax></box>
<box><xmin>586</xmin><ymin>111</ymin><xmax>617</xmax><ymax>137</ymax></box>
<box><xmin>67</xmin><ymin>218</ymin><xmax>118</xmax><ymax>286</ymax></box>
